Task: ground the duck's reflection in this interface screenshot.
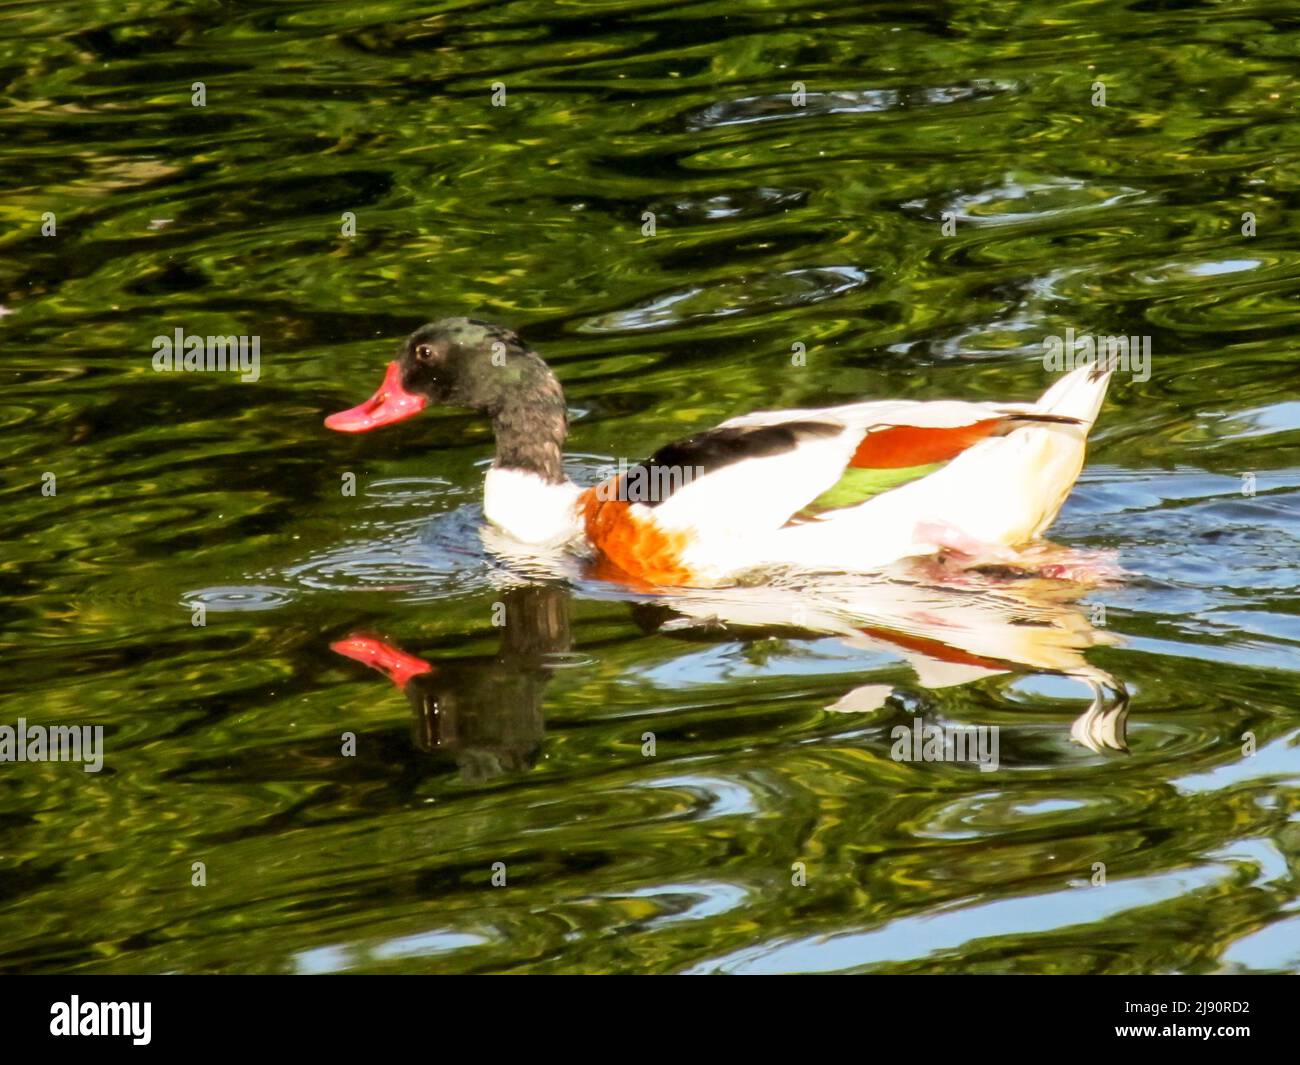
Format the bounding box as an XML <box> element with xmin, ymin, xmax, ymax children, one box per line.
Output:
<box><xmin>332</xmin><ymin>585</ymin><xmax>569</xmax><ymax>781</ymax></box>
<box><xmin>632</xmin><ymin>563</ymin><xmax>1130</xmax><ymax>753</ymax></box>
<box><xmin>332</xmin><ymin>566</ymin><xmax>1129</xmax><ymax>781</ymax></box>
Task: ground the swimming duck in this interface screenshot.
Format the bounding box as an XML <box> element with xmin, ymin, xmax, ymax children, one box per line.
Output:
<box><xmin>325</xmin><ymin>318</ymin><xmax>1112</xmax><ymax>587</ymax></box>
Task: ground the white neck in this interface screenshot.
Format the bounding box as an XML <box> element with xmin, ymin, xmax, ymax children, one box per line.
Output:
<box><xmin>483</xmin><ymin>467</ymin><xmax>583</xmax><ymax>545</ymax></box>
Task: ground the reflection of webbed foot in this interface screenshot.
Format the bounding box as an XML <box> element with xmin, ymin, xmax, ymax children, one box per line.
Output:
<box><xmin>1070</xmin><ymin>677</ymin><xmax>1131</xmax><ymax>753</ymax></box>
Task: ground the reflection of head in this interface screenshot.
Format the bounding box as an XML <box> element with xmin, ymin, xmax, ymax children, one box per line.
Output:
<box><xmin>333</xmin><ymin>583</ymin><xmax>571</xmax><ymax>783</ymax></box>
<box><xmin>404</xmin><ymin>668</ymin><xmax>546</xmax><ymax>778</ymax></box>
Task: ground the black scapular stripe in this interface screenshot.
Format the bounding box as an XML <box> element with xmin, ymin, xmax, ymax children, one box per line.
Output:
<box><xmin>629</xmin><ymin>420</ymin><xmax>843</xmax><ymax>508</ymax></box>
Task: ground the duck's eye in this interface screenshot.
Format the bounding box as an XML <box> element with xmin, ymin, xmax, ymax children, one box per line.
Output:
<box><xmin>415</xmin><ymin>344</ymin><xmax>435</xmax><ymax>361</ymax></box>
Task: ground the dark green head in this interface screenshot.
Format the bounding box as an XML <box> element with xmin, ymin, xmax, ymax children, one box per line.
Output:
<box><xmin>326</xmin><ymin>317</ymin><xmax>569</xmax><ymax>482</ymax></box>
<box><xmin>399</xmin><ymin>318</ymin><xmax>557</xmax><ymax>415</ymax></box>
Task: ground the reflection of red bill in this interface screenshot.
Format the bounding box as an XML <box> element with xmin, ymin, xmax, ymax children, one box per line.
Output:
<box><xmin>331</xmin><ymin>634</ymin><xmax>434</xmax><ymax>688</ymax></box>
<box><xmin>325</xmin><ymin>361</ymin><xmax>427</xmax><ymax>432</ymax></box>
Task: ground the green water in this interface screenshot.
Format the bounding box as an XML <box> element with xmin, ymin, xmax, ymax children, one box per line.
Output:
<box><xmin>2</xmin><ymin>0</ymin><xmax>1299</xmax><ymax>974</ymax></box>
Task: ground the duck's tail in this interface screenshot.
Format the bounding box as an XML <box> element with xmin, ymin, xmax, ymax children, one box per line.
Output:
<box><xmin>1000</xmin><ymin>362</ymin><xmax>1112</xmax><ymax>539</ymax></box>
<box><xmin>1033</xmin><ymin>362</ymin><xmax>1113</xmax><ymax>427</ymax></box>
<box><xmin>941</xmin><ymin>362</ymin><xmax>1113</xmax><ymax>545</ymax></box>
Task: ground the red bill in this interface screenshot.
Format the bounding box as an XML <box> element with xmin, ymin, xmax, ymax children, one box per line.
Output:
<box><xmin>325</xmin><ymin>361</ymin><xmax>427</xmax><ymax>432</ymax></box>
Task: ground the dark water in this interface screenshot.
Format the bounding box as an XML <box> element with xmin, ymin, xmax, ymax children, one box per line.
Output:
<box><xmin>2</xmin><ymin>0</ymin><xmax>1299</xmax><ymax>974</ymax></box>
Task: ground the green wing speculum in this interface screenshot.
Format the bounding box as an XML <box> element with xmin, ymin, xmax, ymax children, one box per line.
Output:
<box><xmin>792</xmin><ymin>462</ymin><xmax>945</xmax><ymax>522</ymax></box>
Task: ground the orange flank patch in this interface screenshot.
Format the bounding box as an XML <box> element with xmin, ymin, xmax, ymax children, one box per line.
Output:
<box><xmin>580</xmin><ymin>478</ymin><xmax>697</xmax><ymax>588</ymax></box>
<box><xmin>851</xmin><ymin>418</ymin><xmax>1005</xmax><ymax>469</ymax></box>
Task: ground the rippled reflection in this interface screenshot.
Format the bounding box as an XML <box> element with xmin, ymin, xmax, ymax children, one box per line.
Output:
<box><xmin>333</xmin><ymin>584</ymin><xmax>568</xmax><ymax>780</ymax></box>
<box><xmin>331</xmin><ymin>559</ymin><xmax>1130</xmax><ymax>786</ymax></box>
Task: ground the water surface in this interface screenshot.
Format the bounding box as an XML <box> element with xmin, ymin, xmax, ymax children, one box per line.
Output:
<box><xmin>2</xmin><ymin>0</ymin><xmax>1299</xmax><ymax>974</ymax></box>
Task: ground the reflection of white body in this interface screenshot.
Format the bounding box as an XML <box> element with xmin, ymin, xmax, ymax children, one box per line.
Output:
<box><xmin>481</xmin><ymin>531</ymin><xmax>1129</xmax><ymax>753</ymax></box>
<box><xmin>654</xmin><ymin>570</ymin><xmax>1129</xmax><ymax>753</ymax></box>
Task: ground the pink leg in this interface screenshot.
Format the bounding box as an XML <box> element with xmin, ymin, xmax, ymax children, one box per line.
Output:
<box><xmin>911</xmin><ymin>524</ymin><xmax>1122</xmax><ymax>585</ymax></box>
<box><xmin>913</xmin><ymin>521</ymin><xmax>1020</xmax><ymax>563</ymax></box>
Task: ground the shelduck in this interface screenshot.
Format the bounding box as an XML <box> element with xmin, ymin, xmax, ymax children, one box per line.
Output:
<box><xmin>325</xmin><ymin>318</ymin><xmax>1112</xmax><ymax>588</ymax></box>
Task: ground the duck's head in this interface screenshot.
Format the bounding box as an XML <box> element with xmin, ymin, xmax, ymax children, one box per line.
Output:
<box><xmin>325</xmin><ymin>317</ymin><xmax>560</xmax><ymax>432</ymax></box>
